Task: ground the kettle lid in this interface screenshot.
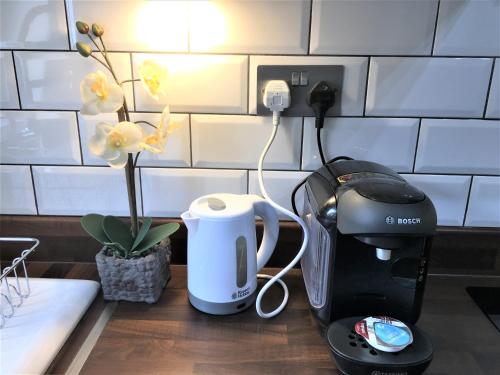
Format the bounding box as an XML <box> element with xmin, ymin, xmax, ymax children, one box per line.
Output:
<box><xmin>189</xmin><ymin>193</ymin><xmax>253</xmax><ymax>220</ymax></box>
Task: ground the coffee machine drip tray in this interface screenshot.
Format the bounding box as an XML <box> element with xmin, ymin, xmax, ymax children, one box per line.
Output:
<box><xmin>327</xmin><ymin>317</ymin><xmax>433</xmax><ymax>375</ymax></box>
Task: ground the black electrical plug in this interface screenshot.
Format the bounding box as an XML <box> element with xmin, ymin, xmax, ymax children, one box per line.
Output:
<box><xmin>307</xmin><ymin>81</ymin><xmax>335</xmax><ymax>129</ymax></box>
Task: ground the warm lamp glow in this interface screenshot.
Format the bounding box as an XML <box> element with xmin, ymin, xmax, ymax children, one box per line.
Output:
<box><xmin>189</xmin><ymin>1</ymin><xmax>227</xmax><ymax>51</ymax></box>
<box><xmin>135</xmin><ymin>1</ymin><xmax>189</xmax><ymax>51</ymax></box>
<box><xmin>135</xmin><ymin>1</ymin><xmax>226</xmax><ymax>52</ymax></box>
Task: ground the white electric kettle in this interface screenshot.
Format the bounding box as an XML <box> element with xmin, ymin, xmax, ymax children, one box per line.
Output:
<box><xmin>181</xmin><ymin>193</ymin><xmax>279</xmax><ymax>315</ymax></box>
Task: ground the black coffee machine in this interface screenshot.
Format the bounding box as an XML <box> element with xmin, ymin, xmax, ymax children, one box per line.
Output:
<box><xmin>300</xmin><ymin>160</ymin><xmax>437</xmax><ymax>374</ymax></box>
<box><xmin>301</xmin><ymin>159</ymin><xmax>437</xmax><ymax>326</ymax></box>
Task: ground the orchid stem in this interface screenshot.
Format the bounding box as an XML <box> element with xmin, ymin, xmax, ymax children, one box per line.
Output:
<box><xmin>89</xmin><ymin>54</ymin><xmax>110</xmax><ymax>71</ymax></box>
<box><xmin>135</xmin><ymin>120</ymin><xmax>157</xmax><ymax>129</ymax></box>
<box><xmin>121</xmin><ymin>79</ymin><xmax>140</xmax><ymax>84</ymax></box>
<box><xmin>87</xmin><ymin>34</ymin><xmax>104</xmax><ymax>55</ymax></box>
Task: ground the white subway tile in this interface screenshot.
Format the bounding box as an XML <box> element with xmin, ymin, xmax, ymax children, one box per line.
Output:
<box><xmin>190</xmin><ymin>0</ymin><xmax>309</xmax><ymax>54</ymax></box>
<box><xmin>434</xmin><ymin>0</ymin><xmax>500</xmax><ymax>56</ymax></box>
<box><xmin>132</xmin><ymin>54</ymin><xmax>247</xmax><ymax>114</ymax></box>
<box><xmin>32</xmin><ymin>166</ymin><xmax>142</xmax><ymax>216</ymax></box>
<box><xmin>486</xmin><ymin>59</ymin><xmax>499</xmax><ymax>119</ymax></box>
<box><xmin>465</xmin><ymin>176</ymin><xmax>500</xmax><ymax>227</ymax></box>
<box><xmin>66</xmin><ymin>0</ymin><xmax>188</xmax><ymax>52</ymax></box>
<box><xmin>402</xmin><ymin>174</ymin><xmax>471</xmax><ymax>226</ymax></box>
<box><xmin>14</xmin><ymin>52</ymin><xmax>134</xmax><ymax>111</ymax></box>
<box><xmin>191</xmin><ymin>115</ymin><xmax>301</xmax><ymax>170</ymax></box>
<box><xmin>248</xmin><ymin>170</ymin><xmax>310</xmax><ymax>219</ymax></box>
<box><xmin>0</xmin><ymin>165</ymin><xmax>37</xmax><ymax>215</ymax></box>
<box><xmin>310</xmin><ymin>0</ymin><xmax>438</xmax><ymax>55</ymax></box>
<box><xmin>366</xmin><ymin>57</ymin><xmax>492</xmax><ymax>117</ymax></box>
<box><xmin>415</xmin><ymin>119</ymin><xmax>500</xmax><ymax>175</ymax></box>
<box><xmin>78</xmin><ymin>112</ymin><xmax>190</xmax><ymax>167</ymax></box>
<box><xmin>249</xmin><ymin>56</ymin><xmax>368</xmax><ymax>116</ymax></box>
<box><xmin>0</xmin><ymin>52</ymin><xmax>19</xmax><ymax>109</ymax></box>
<box><xmin>302</xmin><ymin>117</ymin><xmax>419</xmax><ymax>172</ymax></box>
<box><xmin>141</xmin><ymin>168</ymin><xmax>246</xmax><ymax>217</ymax></box>
<box><xmin>0</xmin><ymin>1</ymin><xmax>68</xmax><ymax>49</ymax></box>
<box><xmin>0</xmin><ymin>111</ymin><xmax>81</xmax><ymax>165</ymax></box>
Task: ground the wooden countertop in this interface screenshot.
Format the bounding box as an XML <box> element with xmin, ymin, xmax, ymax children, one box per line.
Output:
<box><xmin>80</xmin><ymin>266</ymin><xmax>500</xmax><ymax>375</ymax></box>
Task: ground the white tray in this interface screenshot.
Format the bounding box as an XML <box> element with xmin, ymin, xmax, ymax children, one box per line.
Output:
<box><xmin>1</xmin><ymin>278</ymin><xmax>99</xmax><ymax>375</ymax></box>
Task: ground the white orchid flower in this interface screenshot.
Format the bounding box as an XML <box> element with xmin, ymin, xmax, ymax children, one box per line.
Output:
<box><xmin>138</xmin><ymin>60</ymin><xmax>168</xmax><ymax>101</ymax></box>
<box><xmin>80</xmin><ymin>71</ymin><xmax>124</xmax><ymax>115</ymax></box>
<box><xmin>142</xmin><ymin>106</ymin><xmax>179</xmax><ymax>154</ymax></box>
<box><xmin>89</xmin><ymin>121</ymin><xmax>144</xmax><ymax>168</ymax></box>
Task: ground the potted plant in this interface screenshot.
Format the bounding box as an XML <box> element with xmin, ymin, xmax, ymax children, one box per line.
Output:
<box><xmin>75</xmin><ymin>21</ymin><xmax>179</xmax><ymax>303</ymax></box>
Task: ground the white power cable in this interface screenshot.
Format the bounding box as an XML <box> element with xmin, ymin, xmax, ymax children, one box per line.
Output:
<box><xmin>255</xmin><ymin>123</ymin><xmax>310</xmax><ymax>319</ymax></box>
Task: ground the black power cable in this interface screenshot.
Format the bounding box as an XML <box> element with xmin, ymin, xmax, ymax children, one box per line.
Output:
<box><xmin>291</xmin><ymin>81</ymin><xmax>353</xmax><ymax>216</ymax></box>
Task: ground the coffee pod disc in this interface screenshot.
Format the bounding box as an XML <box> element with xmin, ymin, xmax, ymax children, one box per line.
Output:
<box><xmin>355</xmin><ymin>316</ymin><xmax>413</xmax><ymax>353</ymax></box>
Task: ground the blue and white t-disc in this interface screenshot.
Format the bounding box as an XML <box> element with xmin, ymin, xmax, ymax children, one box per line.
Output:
<box><xmin>355</xmin><ymin>316</ymin><xmax>414</xmax><ymax>352</ymax></box>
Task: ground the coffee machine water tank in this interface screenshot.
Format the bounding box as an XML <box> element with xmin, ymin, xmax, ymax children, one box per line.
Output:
<box><xmin>301</xmin><ymin>160</ymin><xmax>437</xmax><ymax>326</ymax></box>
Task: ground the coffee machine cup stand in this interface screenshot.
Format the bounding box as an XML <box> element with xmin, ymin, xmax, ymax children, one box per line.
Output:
<box><xmin>299</xmin><ymin>159</ymin><xmax>437</xmax><ymax>375</ymax></box>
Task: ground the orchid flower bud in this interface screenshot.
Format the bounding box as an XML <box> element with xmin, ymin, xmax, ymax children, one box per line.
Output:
<box><xmin>76</xmin><ymin>21</ymin><xmax>89</xmax><ymax>34</ymax></box>
<box><xmin>91</xmin><ymin>23</ymin><xmax>104</xmax><ymax>37</ymax></box>
<box><xmin>76</xmin><ymin>42</ymin><xmax>92</xmax><ymax>57</ymax></box>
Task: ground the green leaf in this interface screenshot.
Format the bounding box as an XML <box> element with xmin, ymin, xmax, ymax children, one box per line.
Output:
<box><xmin>131</xmin><ymin>217</ymin><xmax>152</xmax><ymax>251</ymax></box>
<box><xmin>102</xmin><ymin>216</ymin><xmax>133</xmax><ymax>252</ymax></box>
<box><xmin>81</xmin><ymin>214</ymin><xmax>109</xmax><ymax>245</ymax></box>
<box><xmin>134</xmin><ymin>223</ymin><xmax>179</xmax><ymax>254</ymax></box>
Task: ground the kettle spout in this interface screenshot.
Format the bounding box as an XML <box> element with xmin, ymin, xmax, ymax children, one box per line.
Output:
<box><xmin>181</xmin><ymin>211</ymin><xmax>200</xmax><ymax>233</ymax></box>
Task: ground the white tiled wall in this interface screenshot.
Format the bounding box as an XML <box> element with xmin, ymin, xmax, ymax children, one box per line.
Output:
<box><xmin>434</xmin><ymin>0</ymin><xmax>500</xmax><ymax>56</ymax></box>
<box><xmin>0</xmin><ymin>52</ymin><xmax>19</xmax><ymax>109</ymax></box>
<box><xmin>191</xmin><ymin>115</ymin><xmax>302</xmax><ymax>170</ymax></box>
<box><xmin>0</xmin><ymin>110</ymin><xmax>81</xmax><ymax>165</ymax></box>
<box><xmin>32</xmin><ymin>166</ymin><xmax>142</xmax><ymax>216</ymax></box>
<box><xmin>310</xmin><ymin>0</ymin><xmax>438</xmax><ymax>55</ymax></box>
<box><xmin>366</xmin><ymin>57</ymin><xmax>492</xmax><ymax>117</ymax></box>
<box><xmin>0</xmin><ymin>0</ymin><xmax>498</xmax><ymax>228</ymax></box>
<box><xmin>0</xmin><ymin>165</ymin><xmax>37</xmax><ymax>215</ymax></box>
<box><xmin>302</xmin><ymin>117</ymin><xmax>419</xmax><ymax>172</ymax></box>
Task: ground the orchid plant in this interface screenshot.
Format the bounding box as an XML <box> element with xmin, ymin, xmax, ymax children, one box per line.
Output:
<box><xmin>76</xmin><ymin>21</ymin><xmax>179</xmax><ymax>259</ymax></box>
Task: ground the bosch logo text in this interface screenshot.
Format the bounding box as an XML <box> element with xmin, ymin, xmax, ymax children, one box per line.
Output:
<box><xmin>386</xmin><ymin>216</ymin><xmax>421</xmax><ymax>225</ymax></box>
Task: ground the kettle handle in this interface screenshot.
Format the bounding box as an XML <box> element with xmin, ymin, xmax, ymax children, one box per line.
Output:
<box><xmin>250</xmin><ymin>195</ymin><xmax>279</xmax><ymax>271</ymax></box>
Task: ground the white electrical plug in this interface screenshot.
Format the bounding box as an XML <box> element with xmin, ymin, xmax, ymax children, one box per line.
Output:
<box><xmin>263</xmin><ymin>80</ymin><xmax>290</xmax><ymax>125</ymax></box>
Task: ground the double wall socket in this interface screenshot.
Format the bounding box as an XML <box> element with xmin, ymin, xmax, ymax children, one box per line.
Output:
<box><xmin>256</xmin><ymin>65</ymin><xmax>344</xmax><ymax>117</ymax></box>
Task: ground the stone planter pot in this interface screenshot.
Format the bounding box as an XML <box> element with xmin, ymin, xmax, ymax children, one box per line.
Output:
<box><xmin>95</xmin><ymin>238</ymin><xmax>172</xmax><ymax>303</ymax></box>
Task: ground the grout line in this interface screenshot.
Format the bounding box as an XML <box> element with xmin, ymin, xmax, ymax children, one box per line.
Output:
<box><xmin>462</xmin><ymin>176</ymin><xmax>474</xmax><ymax>226</ymax></box>
<box><xmin>188</xmin><ymin>114</ymin><xmax>193</xmax><ymax>167</ymax></box>
<box><xmin>299</xmin><ymin>117</ymin><xmax>305</xmax><ymax>171</ymax></box>
<box><xmin>306</xmin><ymin>0</ymin><xmax>314</xmax><ymax>55</ymax></box>
<box><xmin>246</xmin><ymin>55</ymin><xmax>250</xmax><ymax>114</ymax></box>
<box><xmin>73</xmin><ymin>111</ymin><xmax>84</xmax><ymax>165</ymax></box>
<box><xmin>29</xmin><ymin>166</ymin><xmax>39</xmax><ymax>215</ymax></box>
<box><xmin>412</xmin><ymin>119</ymin><xmax>423</xmax><ymax>172</ymax></box>
<box><xmin>483</xmin><ymin>58</ymin><xmax>496</xmax><ymax>118</ymax></box>
<box><xmin>64</xmin><ymin>302</ymin><xmax>118</xmax><ymax>375</ymax></box>
<box><xmin>3</xmin><ymin>48</ymin><xmax>500</xmax><ymax>59</ymax></box>
<box><xmin>10</xmin><ymin>51</ymin><xmax>23</xmax><ymax>110</ymax></box>
<box><xmin>430</xmin><ymin>0</ymin><xmax>441</xmax><ymax>56</ymax></box>
<box><xmin>62</xmin><ymin>0</ymin><xmax>72</xmax><ymax>50</ymax></box>
<box><xmin>0</xmin><ymin>107</ymin><xmax>498</xmax><ymax>121</ymax></box>
<box><xmin>362</xmin><ymin>57</ymin><xmax>371</xmax><ymax>116</ymax></box>
<box><xmin>2</xmin><ymin>162</ymin><xmax>498</xmax><ymax>177</ymax></box>
<box><xmin>129</xmin><ymin>53</ymin><xmax>137</xmax><ymax>111</ymax></box>
<box><xmin>246</xmin><ymin>170</ymin><xmax>250</xmax><ymax>194</ymax></box>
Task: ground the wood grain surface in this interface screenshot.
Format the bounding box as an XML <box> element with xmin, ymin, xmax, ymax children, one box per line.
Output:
<box><xmin>79</xmin><ymin>266</ymin><xmax>500</xmax><ymax>375</ymax></box>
